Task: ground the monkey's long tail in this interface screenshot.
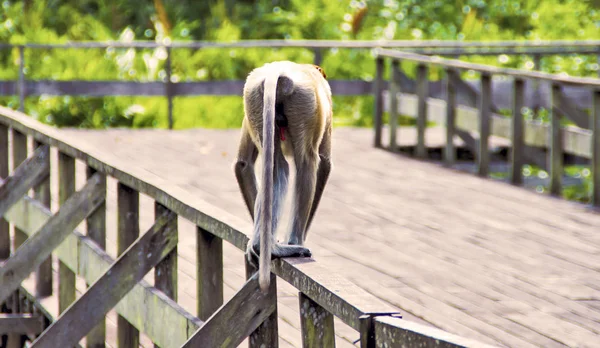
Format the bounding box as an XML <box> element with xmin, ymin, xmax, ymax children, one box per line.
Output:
<box><xmin>259</xmin><ymin>73</ymin><xmax>279</xmax><ymax>292</ymax></box>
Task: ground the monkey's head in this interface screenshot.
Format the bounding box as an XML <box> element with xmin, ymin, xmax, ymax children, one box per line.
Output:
<box><xmin>313</xmin><ymin>65</ymin><xmax>327</xmax><ymax>79</ymax></box>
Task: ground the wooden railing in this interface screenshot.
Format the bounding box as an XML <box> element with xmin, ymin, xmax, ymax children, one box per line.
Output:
<box><xmin>373</xmin><ymin>49</ymin><xmax>600</xmax><ymax>207</ymax></box>
<box><xmin>1</xmin><ymin>40</ymin><xmax>598</xmax><ymax>128</ymax></box>
<box><xmin>0</xmin><ymin>105</ymin><xmax>499</xmax><ymax>347</ymax></box>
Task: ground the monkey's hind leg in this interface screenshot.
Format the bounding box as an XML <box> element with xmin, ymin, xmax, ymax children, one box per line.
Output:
<box><xmin>234</xmin><ymin>121</ymin><xmax>259</xmax><ymax>221</ymax></box>
<box><xmin>285</xmin><ymin>150</ymin><xmax>318</xmax><ymax>249</ymax></box>
<box><xmin>246</xmin><ymin>136</ymin><xmax>311</xmax><ymax>267</ymax></box>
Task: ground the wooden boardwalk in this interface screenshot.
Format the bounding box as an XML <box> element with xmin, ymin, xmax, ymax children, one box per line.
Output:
<box><xmin>38</xmin><ymin>126</ymin><xmax>600</xmax><ymax>347</ymax></box>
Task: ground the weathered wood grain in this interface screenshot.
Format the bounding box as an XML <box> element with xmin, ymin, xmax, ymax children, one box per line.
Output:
<box><xmin>388</xmin><ymin>60</ymin><xmax>400</xmax><ymax>152</ymax></box>
<box><xmin>374</xmin><ymin>316</ymin><xmax>498</xmax><ymax>348</ymax></box>
<box><xmin>85</xmin><ymin>167</ymin><xmax>107</xmax><ymax>348</ymax></box>
<box><xmin>11</xmin><ymin>129</ymin><xmax>28</xmax><ymax>251</ymax></box>
<box><xmin>116</xmin><ymin>182</ymin><xmax>140</xmax><ymax>348</ymax></box>
<box><xmin>0</xmin><ymin>173</ymin><xmax>105</xmax><ymax>304</ymax></box>
<box><xmin>33</xmin><ymin>140</ymin><xmax>53</xmax><ymax>298</ymax></box>
<box><xmin>373</xmin><ymin>58</ymin><xmax>384</xmax><ymax>148</ymax></box>
<box><xmin>57</xmin><ymin>151</ymin><xmax>76</xmax><ymax>314</ymax></box>
<box><xmin>445</xmin><ymin>69</ymin><xmax>457</xmax><ymax>166</ymax></box>
<box><xmin>478</xmin><ymin>73</ymin><xmax>492</xmax><ymax>177</ymax></box>
<box><xmin>181</xmin><ymin>273</ymin><xmax>276</xmax><ymax>348</ymax></box>
<box><xmin>416</xmin><ymin>64</ymin><xmax>429</xmax><ymax>158</ymax></box>
<box><xmin>593</xmin><ymin>90</ymin><xmax>600</xmax><ymax>207</ymax></box>
<box><xmin>0</xmin><ymin>313</ymin><xmax>45</xmax><ymax>335</ymax></box>
<box><xmin>153</xmin><ymin>202</ymin><xmax>178</xmax><ymax>348</ymax></box>
<box><xmin>246</xmin><ymin>261</ymin><xmax>279</xmax><ymax>348</ymax></box>
<box><xmin>5</xmin><ymin>194</ymin><xmax>202</xmax><ymax>348</ymax></box>
<box><xmin>196</xmin><ymin>226</ymin><xmax>223</xmax><ymax>321</ymax></box>
<box><xmin>376</xmin><ymin>48</ymin><xmax>600</xmax><ymax>87</ymax></box>
<box><xmin>0</xmin><ymin>123</ymin><xmax>8</xmax><ymax>260</ymax></box>
<box><xmin>30</xmin><ymin>210</ymin><xmax>178</xmax><ymax>348</ymax></box>
<box><xmin>549</xmin><ymin>84</ymin><xmax>564</xmax><ymax>196</ymax></box>
<box><xmin>511</xmin><ymin>78</ymin><xmax>525</xmax><ymax>185</ymax></box>
<box><xmin>0</xmin><ymin>145</ymin><xmax>49</xmax><ymax>219</ymax></box>
<box><xmin>299</xmin><ymin>292</ymin><xmax>335</xmax><ymax>348</ymax></box>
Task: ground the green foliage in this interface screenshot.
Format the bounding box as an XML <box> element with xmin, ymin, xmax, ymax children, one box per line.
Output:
<box><xmin>0</xmin><ymin>0</ymin><xmax>599</xmax><ymax>131</ymax></box>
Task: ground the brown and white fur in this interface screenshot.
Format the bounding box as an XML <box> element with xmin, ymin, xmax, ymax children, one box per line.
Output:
<box><xmin>234</xmin><ymin>61</ymin><xmax>333</xmax><ymax>292</ymax></box>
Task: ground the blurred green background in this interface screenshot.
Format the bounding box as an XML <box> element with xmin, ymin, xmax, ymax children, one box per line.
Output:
<box><xmin>0</xmin><ymin>0</ymin><xmax>599</xmax><ymax>203</ymax></box>
<box><xmin>0</xmin><ymin>0</ymin><xmax>599</xmax><ymax>130</ymax></box>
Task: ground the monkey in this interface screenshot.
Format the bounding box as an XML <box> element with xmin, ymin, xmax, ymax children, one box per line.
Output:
<box><xmin>234</xmin><ymin>61</ymin><xmax>333</xmax><ymax>292</ymax></box>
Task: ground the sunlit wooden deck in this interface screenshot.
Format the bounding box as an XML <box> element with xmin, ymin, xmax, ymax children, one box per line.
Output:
<box><xmin>43</xmin><ymin>126</ymin><xmax>600</xmax><ymax>347</ymax></box>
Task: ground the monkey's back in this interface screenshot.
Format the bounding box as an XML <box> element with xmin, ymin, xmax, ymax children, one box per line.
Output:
<box><xmin>242</xmin><ymin>61</ymin><xmax>332</xmax><ymax>160</ymax></box>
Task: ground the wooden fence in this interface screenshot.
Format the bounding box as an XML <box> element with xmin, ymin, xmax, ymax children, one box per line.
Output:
<box><xmin>0</xmin><ymin>40</ymin><xmax>599</xmax><ymax>129</ymax></box>
<box><xmin>372</xmin><ymin>49</ymin><xmax>600</xmax><ymax>208</ymax></box>
<box><xmin>0</xmin><ymin>105</ymin><xmax>500</xmax><ymax>347</ymax></box>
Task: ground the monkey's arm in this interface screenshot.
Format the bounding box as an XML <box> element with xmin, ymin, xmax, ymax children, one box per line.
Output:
<box><xmin>304</xmin><ymin>127</ymin><xmax>332</xmax><ymax>239</ymax></box>
<box><xmin>234</xmin><ymin>124</ymin><xmax>259</xmax><ymax>220</ymax></box>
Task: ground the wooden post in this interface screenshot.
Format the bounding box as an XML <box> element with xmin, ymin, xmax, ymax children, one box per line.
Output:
<box><xmin>86</xmin><ymin>167</ymin><xmax>106</xmax><ymax>348</ymax></box>
<box><xmin>478</xmin><ymin>73</ymin><xmax>492</xmax><ymax>177</ymax></box>
<box><xmin>359</xmin><ymin>315</ymin><xmax>374</xmax><ymax>348</ymax></box>
<box><xmin>117</xmin><ymin>182</ymin><xmax>140</xmax><ymax>348</ymax></box>
<box><xmin>11</xmin><ymin>129</ymin><xmax>28</xmax><ymax>250</ymax></box>
<box><xmin>18</xmin><ymin>46</ymin><xmax>25</xmax><ymax>112</ymax></box>
<box><xmin>313</xmin><ymin>48</ymin><xmax>323</xmax><ymax>66</ymax></box>
<box><xmin>299</xmin><ymin>292</ymin><xmax>335</xmax><ymax>348</ymax></box>
<box><xmin>416</xmin><ymin>64</ymin><xmax>429</xmax><ymax>159</ymax></box>
<box><xmin>532</xmin><ymin>54</ymin><xmax>542</xmax><ymax>115</ymax></box>
<box><xmin>511</xmin><ymin>78</ymin><xmax>525</xmax><ymax>186</ymax></box>
<box><xmin>166</xmin><ymin>46</ymin><xmax>174</xmax><ymax>130</ymax></box>
<box><xmin>58</xmin><ymin>152</ymin><xmax>76</xmax><ymax>314</ymax></box>
<box><xmin>592</xmin><ymin>89</ymin><xmax>600</xmax><ymax>207</ymax></box>
<box><xmin>196</xmin><ymin>227</ymin><xmax>223</xmax><ymax>321</ymax></box>
<box><xmin>444</xmin><ymin>68</ymin><xmax>456</xmax><ymax>166</ymax></box>
<box><xmin>245</xmin><ymin>260</ymin><xmax>278</xmax><ymax>348</ymax></box>
<box><xmin>154</xmin><ymin>202</ymin><xmax>178</xmax><ymax>348</ymax></box>
<box><xmin>33</xmin><ymin>141</ymin><xmax>52</xmax><ymax>298</ymax></box>
<box><xmin>388</xmin><ymin>59</ymin><xmax>400</xmax><ymax>152</ymax></box>
<box><xmin>373</xmin><ymin>57</ymin><xmax>384</xmax><ymax>148</ymax></box>
<box><xmin>0</xmin><ymin>123</ymin><xmax>8</xmax><ymax>260</ymax></box>
<box><xmin>549</xmin><ymin>83</ymin><xmax>563</xmax><ymax>197</ymax></box>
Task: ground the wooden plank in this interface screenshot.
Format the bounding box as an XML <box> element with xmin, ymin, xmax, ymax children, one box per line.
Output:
<box><xmin>0</xmin><ymin>80</ymin><xmax>375</xmax><ymax>97</ymax></box>
<box><xmin>153</xmin><ymin>202</ymin><xmax>177</xmax><ymax>348</ymax></box>
<box><xmin>196</xmin><ymin>226</ymin><xmax>223</xmax><ymax>321</ymax></box>
<box><xmin>11</xmin><ymin>129</ymin><xmax>28</xmax><ymax>250</ymax></box>
<box><xmin>445</xmin><ymin>69</ymin><xmax>457</xmax><ymax>166</ymax></box>
<box><xmin>478</xmin><ymin>73</ymin><xmax>492</xmax><ymax>177</ymax></box>
<box><xmin>0</xmin><ymin>123</ymin><xmax>8</xmax><ymax>260</ymax></box>
<box><xmin>388</xmin><ymin>60</ymin><xmax>400</xmax><ymax>152</ymax></box>
<box><xmin>30</xmin><ymin>210</ymin><xmax>178</xmax><ymax>348</ymax></box>
<box><xmin>550</xmin><ymin>84</ymin><xmax>564</xmax><ymax>196</ymax></box>
<box><xmin>85</xmin><ymin>167</ymin><xmax>106</xmax><ymax>348</ymax></box>
<box><xmin>373</xmin><ymin>57</ymin><xmax>384</xmax><ymax>148</ymax></box>
<box><xmin>33</xmin><ymin>140</ymin><xmax>53</xmax><ymax>298</ymax></box>
<box><xmin>299</xmin><ymin>292</ymin><xmax>335</xmax><ymax>348</ymax></box>
<box><xmin>5</xmin><ymin>195</ymin><xmax>202</xmax><ymax>348</ymax></box>
<box><xmin>0</xmin><ymin>145</ymin><xmax>49</xmax><ymax>218</ymax></box>
<box><xmin>0</xmin><ymin>313</ymin><xmax>45</xmax><ymax>335</ymax></box>
<box><xmin>246</xmin><ymin>261</ymin><xmax>278</xmax><ymax>348</ymax></box>
<box><xmin>57</xmin><ymin>151</ymin><xmax>76</xmax><ymax>314</ymax></box>
<box><xmin>375</xmin><ymin>48</ymin><xmax>600</xmax><ymax>88</ymax></box>
<box><xmin>272</xmin><ymin>258</ymin><xmax>399</xmax><ymax>331</ymax></box>
<box><xmin>511</xmin><ymin>78</ymin><xmax>525</xmax><ymax>186</ymax></box>
<box><xmin>117</xmin><ymin>182</ymin><xmax>140</xmax><ymax>348</ymax></box>
<box><xmin>557</xmin><ymin>92</ymin><xmax>590</xmax><ymax>129</ymax></box>
<box><xmin>0</xmin><ymin>173</ymin><xmax>105</xmax><ymax>304</ymax></box>
<box><xmin>416</xmin><ymin>64</ymin><xmax>429</xmax><ymax>158</ymax></box>
<box><xmin>384</xmin><ymin>93</ymin><xmax>592</xmax><ymax>159</ymax></box>
<box><xmin>593</xmin><ymin>90</ymin><xmax>600</xmax><ymax>207</ymax></box>
<box><xmin>373</xmin><ymin>316</ymin><xmax>498</xmax><ymax>348</ymax></box>
<box><xmin>181</xmin><ymin>273</ymin><xmax>277</xmax><ymax>348</ymax></box>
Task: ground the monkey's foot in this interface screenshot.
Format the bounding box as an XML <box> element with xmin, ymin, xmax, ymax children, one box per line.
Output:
<box><xmin>272</xmin><ymin>243</ymin><xmax>312</xmax><ymax>258</ymax></box>
<box><xmin>245</xmin><ymin>242</ymin><xmax>312</xmax><ymax>269</ymax></box>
